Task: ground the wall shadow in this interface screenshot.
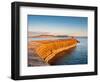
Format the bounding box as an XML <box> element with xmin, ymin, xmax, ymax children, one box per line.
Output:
<box><xmin>48</xmin><ymin>46</ymin><xmax>77</xmax><ymax>65</ymax></box>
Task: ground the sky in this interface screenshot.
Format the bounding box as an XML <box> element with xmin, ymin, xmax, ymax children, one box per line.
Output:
<box><xmin>28</xmin><ymin>15</ymin><xmax>88</xmax><ymax>37</ymax></box>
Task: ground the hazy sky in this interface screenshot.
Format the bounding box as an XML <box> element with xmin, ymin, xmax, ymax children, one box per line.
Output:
<box><xmin>28</xmin><ymin>15</ymin><xmax>88</xmax><ymax>37</ymax></box>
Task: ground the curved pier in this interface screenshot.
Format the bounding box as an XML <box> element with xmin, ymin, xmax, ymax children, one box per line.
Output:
<box><xmin>34</xmin><ymin>39</ymin><xmax>79</xmax><ymax>64</ymax></box>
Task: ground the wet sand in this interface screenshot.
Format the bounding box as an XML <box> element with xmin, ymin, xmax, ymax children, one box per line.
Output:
<box><xmin>28</xmin><ymin>49</ymin><xmax>49</xmax><ymax>66</ymax></box>
<box><xmin>28</xmin><ymin>41</ymin><xmax>49</xmax><ymax>66</ymax></box>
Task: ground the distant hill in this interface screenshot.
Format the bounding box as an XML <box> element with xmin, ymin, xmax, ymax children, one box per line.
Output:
<box><xmin>55</xmin><ymin>35</ymin><xmax>68</xmax><ymax>37</ymax></box>
<box><xmin>29</xmin><ymin>35</ymin><xmax>68</xmax><ymax>38</ymax></box>
<box><xmin>29</xmin><ymin>35</ymin><xmax>55</xmax><ymax>38</ymax></box>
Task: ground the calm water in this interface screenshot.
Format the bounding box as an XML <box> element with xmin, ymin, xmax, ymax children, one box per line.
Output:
<box><xmin>53</xmin><ymin>37</ymin><xmax>88</xmax><ymax>65</ymax></box>
<box><xmin>30</xmin><ymin>37</ymin><xmax>88</xmax><ymax>65</ymax></box>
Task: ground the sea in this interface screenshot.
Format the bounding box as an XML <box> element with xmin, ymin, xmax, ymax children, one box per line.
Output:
<box><xmin>29</xmin><ymin>37</ymin><xmax>88</xmax><ymax>65</ymax></box>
